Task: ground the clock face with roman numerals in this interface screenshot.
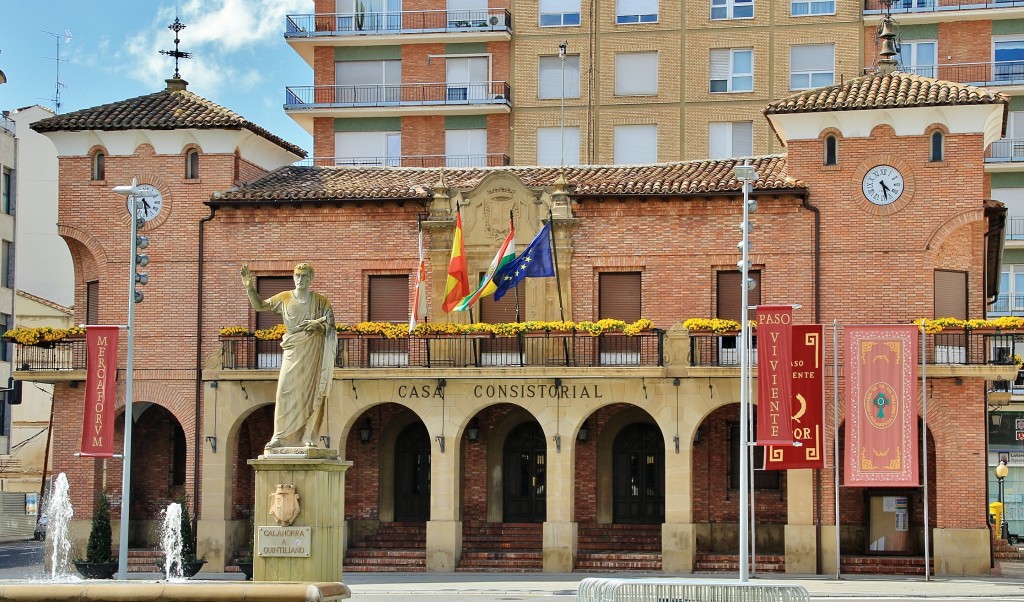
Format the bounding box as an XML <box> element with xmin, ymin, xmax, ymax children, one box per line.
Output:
<box><xmin>125</xmin><ymin>184</ymin><xmax>163</xmax><ymax>221</ymax></box>
<box><xmin>861</xmin><ymin>165</ymin><xmax>904</xmax><ymax>206</ymax></box>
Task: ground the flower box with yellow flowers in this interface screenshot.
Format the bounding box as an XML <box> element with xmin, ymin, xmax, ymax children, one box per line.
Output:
<box><xmin>219</xmin><ymin>319</ymin><xmax>658</xmax><ymax>341</ymax></box>
<box><xmin>3</xmin><ymin>326</ymin><xmax>86</xmax><ymax>347</ymax></box>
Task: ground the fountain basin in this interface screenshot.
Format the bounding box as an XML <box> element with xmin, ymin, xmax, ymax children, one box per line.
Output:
<box><xmin>0</xmin><ymin>580</ymin><xmax>351</xmax><ymax>601</ymax></box>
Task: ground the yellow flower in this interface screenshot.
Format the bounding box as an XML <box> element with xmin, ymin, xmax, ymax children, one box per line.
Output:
<box><xmin>254</xmin><ymin>323</ymin><xmax>287</xmax><ymax>341</ymax></box>
<box><xmin>683</xmin><ymin>318</ymin><xmax>742</xmax><ymax>333</ymax></box>
<box><xmin>219</xmin><ymin>326</ymin><xmax>251</xmax><ymax>337</ymax></box>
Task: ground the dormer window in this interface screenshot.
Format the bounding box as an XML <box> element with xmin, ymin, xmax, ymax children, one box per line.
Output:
<box><xmin>824</xmin><ymin>134</ymin><xmax>837</xmax><ymax>166</ymax></box>
<box><xmin>92</xmin><ymin>152</ymin><xmax>105</xmax><ymax>181</ymax></box>
<box><xmin>930</xmin><ymin>130</ymin><xmax>944</xmax><ymax>162</ymax></box>
<box><xmin>186</xmin><ymin>149</ymin><xmax>200</xmax><ymax>179</ymax></box>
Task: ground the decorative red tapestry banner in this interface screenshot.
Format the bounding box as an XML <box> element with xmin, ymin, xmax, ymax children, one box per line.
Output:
<box><xmin>765</xmin><ymin>324</ymin><xmax>825</xmax><ymax>470</ymax></box>
<box><xmin>844</xmin><ymin>325</ymin><xmax>919</xmax><ymax>487</ymax></box>
<box><xmin>80</xmin><ymin>326</ymin><xmax>119</xmax><ymax>457</ymax></box>
<box><xmin>756</xmin><ymin>305</ymin><xmax>794</xmax><ymax>445</ymax></box>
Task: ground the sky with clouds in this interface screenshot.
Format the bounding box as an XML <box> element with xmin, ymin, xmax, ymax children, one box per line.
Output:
<box><xmin>1</xmin><ymin>0</ymin><xmax>313</xmax><ymax>152</ymax></box>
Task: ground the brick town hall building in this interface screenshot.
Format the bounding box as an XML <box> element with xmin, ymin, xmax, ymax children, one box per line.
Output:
<box><xmin>21</xmin><ymin>65</ymin><xmax>1018</xmax><ymax>576</ymax></box>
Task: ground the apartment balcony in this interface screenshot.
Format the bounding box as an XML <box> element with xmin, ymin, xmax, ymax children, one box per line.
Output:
<box><xmin>865</xmin><ymin>62</ymin><xmax>1024</xmax><ymax>88</ymax></box>
<box><xmin>284</xmin><ymin>82</ymin><xmax>511</xmax><ymax>131</ymax></box>
<box><xmin>285</xmin><ymin>9</ymin><xmax>511</xmax><ymax>65</ymax></box>
<box><xmin>864</xmin><ymin>0</ymin><xmax>1024</xmax><ymax>22</ymax></box>
<box><xmin>296</xmin><ymin>154</ymin><xmax>510</xmax><ymax>168</ymax></box>
<box><xmin>987</xmin><ymin>138</ymin><xmax>1024</xmax><ymax>164</ymax></box>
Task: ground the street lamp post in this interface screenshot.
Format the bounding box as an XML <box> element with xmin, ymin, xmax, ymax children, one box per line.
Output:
<box><xmin>111</xmin><ymin>178</ymin><xmax>155</xmax><ymax>579</ymax></box>
<box><xmin>996</xmin><ymin>459</ymin><xmax>1009</xmax><ymax>540</ymax></box>
<box><xmin>733</xmin><ymin>161</ymin><xmax>759</xmax><ymax>582</ymax></box>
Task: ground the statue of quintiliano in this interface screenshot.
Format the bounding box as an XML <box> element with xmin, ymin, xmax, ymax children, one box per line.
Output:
<box><xmin>241</xmin><ymin>263</ymin><xmax>337</xmax><ymax>450</ymax></box>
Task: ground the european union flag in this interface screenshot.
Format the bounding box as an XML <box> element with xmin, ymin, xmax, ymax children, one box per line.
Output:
<box><xmin>492</xmin><ymin>222</ymin><xmax>555</xmax><ymax>301</ymax></box>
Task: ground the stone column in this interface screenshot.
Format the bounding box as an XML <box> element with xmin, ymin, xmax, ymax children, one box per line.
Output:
<box><xmin>784</xmin><ymin>468</ymin><xmax>817</xmax><ymax>573</ymax></box>
<box><xmin>426</xmin><ymin>440</ymin><xmax>462</xmax><ymax>571</ymax></box>
<box><xmin>543</xmin><ymin>436</ymin><xmax>577</xmax><ymax>572</ymax></box>
<box><xmin>662</xmin><ymin>430</ymin><xmax>695</xmax><ymax>573</ymax></box>
<box><xmin>249</xmin><ymin>450</ymin><xmax>351</xmax><ymax>582</ymax></box>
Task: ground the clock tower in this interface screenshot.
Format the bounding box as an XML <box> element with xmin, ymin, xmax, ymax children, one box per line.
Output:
<box><xmin>765</xmin><ymin>69</ymin><xmax>1007</xmax><ymax>574</ymax></box>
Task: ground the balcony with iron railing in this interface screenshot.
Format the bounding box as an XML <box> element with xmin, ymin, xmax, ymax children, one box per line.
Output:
<box><xmin>295</xmin><ymin>154</ymin><xmax>510</xmax><ymax>168</ymax></box>
<box><xmin>15</xmin><ymin>330</ymin><xmax>1020</xmax><ymax>383</ymax></box>
<box><xmin>987</xmin><ymin>139</ymin><xmax>1024</xmax><ymax>163</ymax></box>
<box><xmin>864</xmin><ymin>0</ymin><xmax>1024</xmax><ymax>13</ymax></box>
<box><xmin>864</xmin><ymin>62</ymin><xmax>1024</xmax><ymax>87</ymax></box>
<box><xmin>285</xmin><ymin>9</ymin><xmax>511</xmax><ymax>37</ymax></box>
<box><xmin>284</xmin><ymin>82</ymin><xmax>511</xmax><ymax>113</ymax></box>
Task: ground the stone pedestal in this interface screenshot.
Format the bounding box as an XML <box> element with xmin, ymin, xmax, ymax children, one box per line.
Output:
<box><xmin>249</xmin><ymin>448</ymin><xmax>352</xmax><ymax>582</ymax></box>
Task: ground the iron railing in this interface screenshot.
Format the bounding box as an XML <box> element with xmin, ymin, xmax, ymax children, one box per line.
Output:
<box><xmin>987</xmin><ymin>139</ymin><xmax>1024</xmax><ymax>163</ymax></box>
<box><xmin>221</xmin><ymin>331</ymin><xmax>664</xmax><ymax>370</ymax></box>
<box><xmin>863</xmin><ymin>61</ymin><xmax>1024</xmax><ymax>86</ymax></box>
<box><xmin>284</xmin><ymin>82</ymin><xmax>511</xmax><ymax>109</ymax></box>
<box><xmin>991</xmin><ymin>293</ymin><xmax>1024</xmax><ymax>315</ymax></box>
<box><xmin>865</xmin><ymin>0</ymin><xmax>1024</xmax><ymax>12</ymax></box>
<box><xmin>690</xmin><ymin>331</ymin><xmax>1021</xmax><ymax>367</ymax></box>
<box><xmin>14</xmin><ymin>339</ymin><xmax>86</xmax><ymax>371</ymax></box>
<box><xmin>285</xmin><ymin>9</ymin><xmax>511</xmax><ymax>37</ymax></box>
<box><xmin>296</xmin><ymin>154</ymin><xmax>510</xmax><ymax>168</ymax></box>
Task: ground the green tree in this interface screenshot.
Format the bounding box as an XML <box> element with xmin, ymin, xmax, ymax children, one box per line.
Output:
<box><xmin>85</xmin><ymin>491</ymin><xmax>113</xmax><ymax>563</ymax></box>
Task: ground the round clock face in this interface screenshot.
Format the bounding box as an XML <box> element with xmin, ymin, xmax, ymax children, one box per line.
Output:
<box><xmin>125</xmin><ymin>184</ymin><xmax>163</xmax><ymax>221</ymax></box>
<box><xmin>861</xmin><ymin>165</ymin><xmax>905</xmax><ymax>206</ymax></box>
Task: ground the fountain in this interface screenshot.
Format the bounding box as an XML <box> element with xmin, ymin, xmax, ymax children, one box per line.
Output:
<box><xmin>158</xmin><ymin>502</ymin><xmax>186</xmax><ymax>580</ymax></box>
<box><xmin>41</xmin><ymin>472</ymin><xmax>77</xmax><ymax>581</ymax></box>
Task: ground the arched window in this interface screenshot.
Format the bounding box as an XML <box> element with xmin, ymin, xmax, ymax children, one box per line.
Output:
<box><xmin>824</xmin><ymin>135</ymin><xmax>837</xmax><ymax>166</ymax></box>
<box><xmin>186</xmin><ymin>149</ymin><xmax>199</xmax><ymax>179</ymax></box>
<box><xmin>930</xmin><ymin>130</ymin><xmax>944</xmax><ymax>162</ymax></box>
<box><xmin>92</xmin><ymin>152</ymin><xmax>105</xmax><ymax>181</ymax></box>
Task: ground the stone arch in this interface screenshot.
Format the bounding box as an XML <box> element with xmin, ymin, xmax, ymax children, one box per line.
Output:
<box><xmin>594</xmin><ymin>405</ymin><xmax>657</xmax><ymax>523</ymax></box>
<box><xmin>376</xmin><ymin>406</ymin><xmax>425</xmax><ymax>522</ymax></box>
<box><xmin>923</xmin><ymin>208</ymin><xmax>984</xmax><ymax>253</ymax></box>
<box><xmin>484</xmin><ymin>405</ymin><xmax>536</xmax><ymax>523</ymax></box>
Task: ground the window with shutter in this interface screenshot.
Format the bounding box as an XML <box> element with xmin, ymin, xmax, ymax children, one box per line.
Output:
<box><xmin>614</xmin><ymin>52</ymin><xmax>658</xmax><ymax>96</ymax></box>
<box><xmin>709</xmin><ymin>121</ymin><xmax>753</xmax><ymax>160</ymax></box>
<box><xmin>256</xmin><ymin>277</ymin><xmax>293</xmax><ymax>331</ymax></box>
<box><xmin>537</xmin><ymin>127</ymin><xmax>581</xmax><ymax>166</ymax></box>
<box><xmin>716</xmin><ymin>270</ymin><xmax>760</xmax><ymax>364</ymax></box>
<box><xmin>934</xmin><ymin>270</ymin><xmax>967</xmax><ymax>319</ymax></box>
<box><xmin>599</xmin><ymin>272</ymin><xmax>642</xmax><ymax>363</ymax></box>
<box><xmin>539</xmin><ymin>55</ymin><xmax>580</xmax><ymax>99</ymax></box>
<box><xmin>613</xmin><ymin>125</ymin><xmax>657</xmax><ymax>164</ymax></box>
<box><xmin>86</xmin><ymin>281</ymin><xmax>100</xmax><ymax>325</ymax></box>
<box><xmin>369</xmin><ymin>275</ymin><xmax>410</xmax><ymax>365</ymax></box>
<box><xmin>790</xmin><ymin>44</ymin><xmax>834</xmax><ymax>90</ymax></box>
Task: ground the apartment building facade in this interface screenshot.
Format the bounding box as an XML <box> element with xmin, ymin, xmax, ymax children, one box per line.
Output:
<box><xmin>283</xmin><ymin>0</ymin><xmax>863</xmax><ymax>167</ymax></box>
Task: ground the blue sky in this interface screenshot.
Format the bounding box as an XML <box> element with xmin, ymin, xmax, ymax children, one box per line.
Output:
<box><xmin>1</xmin><ymin>0</ymin><xmax>313</xmax><ymax>153</ymax></box>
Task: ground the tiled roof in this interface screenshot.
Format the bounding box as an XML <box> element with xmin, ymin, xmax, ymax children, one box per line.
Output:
<box><xmin>30</xmin><ymin>85</ymin><xmax>306</xmax><ymax>157</ymax></box>
<box><xmin>211</xmin><ymin>156</ymin><xmax>800</xmax><ymax>202</ymax></box>
<box><xmin>764</xmin><ymin>71</ymin><xmax>1007</xmax><ymax>115</ymax></box>
<box><xmin>16</xmin><ymin>290</ymin><xmax>72</xmax><ymax>315</ymax></box>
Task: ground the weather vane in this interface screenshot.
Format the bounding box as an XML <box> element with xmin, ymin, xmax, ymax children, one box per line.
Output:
<box><xmin>159</xmin><ymin>17</ymin><xmax>192</xmax><ymax>79</ymax></box>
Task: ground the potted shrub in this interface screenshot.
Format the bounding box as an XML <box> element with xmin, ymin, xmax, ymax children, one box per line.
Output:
<box><xmin>74</xmin><ymin>491</ymin><xmax>118</xmax><ymax>579</ymax></box>
<box><xmin>234</xmin><ymin>513</ymin><xmax>255</xmax><ymax>580</ymax></box>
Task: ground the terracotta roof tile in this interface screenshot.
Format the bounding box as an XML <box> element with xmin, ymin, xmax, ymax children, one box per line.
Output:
<box><xmin>16</xmin><ymin>290</ymin><xmax>73</xmax><ymax>315</ymax></box>
<box><xmin>212</xmin><ymin>156</ymin><xmax>800</xmax><ymax>202</ymax></box>
<box><xmin>764</xmin><ymin>71</ymin><xmax>1006</xmax><ymax>115</ymax></box>
<box><xmin>30</xmin><ymin>86</ymin><xmax>306</xmax><ymax>157</ymax></box>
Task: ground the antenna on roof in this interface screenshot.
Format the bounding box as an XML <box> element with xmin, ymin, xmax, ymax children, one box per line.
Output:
<box><xmin>41</xmin><ymin>30</ymin><xmax>72</xmax><ymax>112</ymax></box>
<box><xmin>159</xmin><ymin>16</ymin><xmax>193</xmax><ymax>85</ymax></box>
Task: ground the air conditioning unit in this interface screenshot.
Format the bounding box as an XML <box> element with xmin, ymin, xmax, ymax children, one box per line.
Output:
<box><xmin>488</xmin><ymin>13</ymin><xmax>507</xmax><ymax>27</ymax></box>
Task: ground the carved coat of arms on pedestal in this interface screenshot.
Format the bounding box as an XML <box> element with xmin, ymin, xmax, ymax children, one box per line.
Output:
<box><xmin>269</xmin><ymin>483</ymin><xmax>301</xmax><ymax>526</ymax></box>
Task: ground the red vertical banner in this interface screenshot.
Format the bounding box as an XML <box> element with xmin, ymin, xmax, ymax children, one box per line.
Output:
<box><xmin>80</xmin><ymin>326</ymin><xmax>119</xmax><ymax>458</ymax></box>
<box><xmin>756</xmin><ymin>305</ymin><xmax>794</xmax><ymax>445</ymax></box>
<box><xmin>844</xmin><ymin>326</ymin><xmax>919</xmax><ymax>487</ymax></box>
<box><xmin>765</xmin><ymin>324</ymin><xmax>825</xmax><ymax>470</ymax></box>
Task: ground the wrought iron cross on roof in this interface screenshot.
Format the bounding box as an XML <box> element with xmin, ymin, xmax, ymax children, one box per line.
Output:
<box><xmin>159</xmin><ymin>17</ymin><xmax>192</xmax><ymax>80</ymax></box>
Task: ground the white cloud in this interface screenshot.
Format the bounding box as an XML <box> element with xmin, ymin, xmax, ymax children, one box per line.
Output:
<box><xmin>118</xmin><ymin>0</ymin><xmax>307</xmax><ymax>95</ymax></box>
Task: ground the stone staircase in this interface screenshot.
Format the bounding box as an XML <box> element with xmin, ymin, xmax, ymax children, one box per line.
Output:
<box><xmin>575</xmin><ymin>523</ymin><xmax>662</xmax><ymax>572</ymax></box>
<box><xmin>694</xmin><ymin>552</ymin><xmax>786</xmax><ymax>573</ymax></box>
<box><xmin>344</xmin><ymin>522</ymin><xmax>427</xmax><ymax>572</ymax></box>
<box><xmin>840</xmin><ymin>555</ymin><xmax>926</xmax><ymax>575</ymax></box>
<box><xmin>127</xmin><ymin>549</ymin><xmax>164</xmax><ymax>573</ymax></box>
<box><xmin>457</xmin><ymin>521</ymin><xmax>543</xmax><ymax>572</ymax></box>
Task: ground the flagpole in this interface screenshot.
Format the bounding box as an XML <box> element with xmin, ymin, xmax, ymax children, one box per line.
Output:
<box><xmin>833</xmin><ymin>319</ymin><xmax>841</xmax><ymax>580</ymax></box>
<box><xmin>921</xmin><ymin>323</ymin><xmax>930</xmax><ymax>581</ymax></box>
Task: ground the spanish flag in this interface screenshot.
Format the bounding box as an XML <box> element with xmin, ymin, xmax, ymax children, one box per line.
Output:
<box><xmin>442</xmin><ymin>212</ymin><xmax>469</xmax><ymax>313</ymax></box>
<box><xmin>454</xmin><ymin>216</ymin><xmax>515</xmax><ymax>312</ymax></box>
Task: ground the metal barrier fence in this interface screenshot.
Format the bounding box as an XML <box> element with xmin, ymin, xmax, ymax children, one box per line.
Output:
<box><xmin>577</xmin><ymin>578</ymin><xmax>810</xmax><ymax>602</ymax></box>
